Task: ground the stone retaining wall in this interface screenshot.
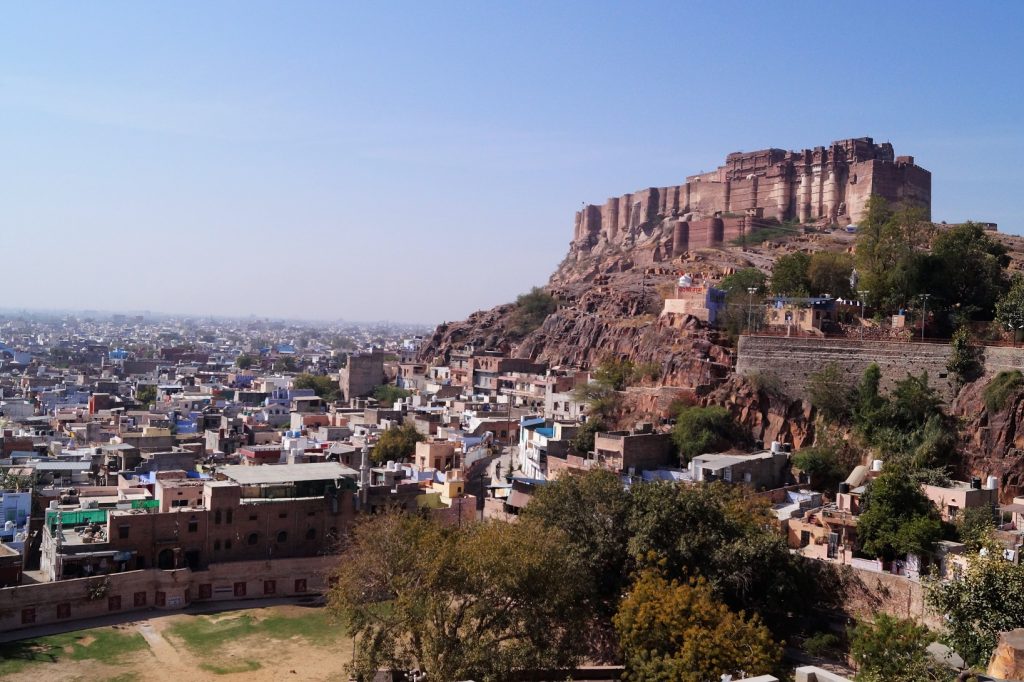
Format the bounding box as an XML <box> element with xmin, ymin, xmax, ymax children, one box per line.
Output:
<box><xmin>0</xmin><ymin>555</ymin><xmax>336</xmax><ymax>634</ymax></box>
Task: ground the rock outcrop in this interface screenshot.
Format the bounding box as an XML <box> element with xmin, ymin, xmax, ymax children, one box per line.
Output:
<box><xmin>704</xmin><ymin>375</ymin><xmax>816</xmax><ymax>450</ymax></box>
<box><xmin>952</xmin><ymin>378</ymin><xmax>1024</xmax><ymax>502</ymax></box>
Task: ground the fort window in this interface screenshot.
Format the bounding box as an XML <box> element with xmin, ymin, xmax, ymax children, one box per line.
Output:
<box><xmin>264</xmin><ymin>580</ymin><xmax>276</xmax><ymax>595</ymax></box>
<box><xmin>278</xmin><ymin>512</ymin><xmax>287</xmax><ymax>519</ymax></box>
<box><xmin>225</xmin><ymin>539</ymin><xmax>233</xmax><ymax>549</ymax></box>
<box><xmin>234</xmin><ymin>582</ymin><xmax>246</xmax><ymax>597</ymax></box>
<box><xmin>21</xmin><ymin>608</ymin><xmax>35</xmax><ymax>625</ymax></box>
<box><xmin>248</xmin><ymin>532</ymin><xmax>259</xmax><ymax>545</ymax></box>
<box><xmin>188</xmin><ymin>517</ymin><xmax>198</xmax><ymax>533</ymax></box>
<box><xmin>294</xmin><ymin>579</ymin><xmax>307</xmax><ymax>593</ymax></box>
<box><xmin>134</xmin><ymin>592</ymin><xmax>147</xmax><ymax>607</ymax></box>
<box><xmin>214</xmin><ymin>540</ymin><xmax>221</xmax><ymax>551</ymax></box>
<box><xmin>215</xmin><ymin>509</ymin><xmax>222</xmax><ymax>524</ymax></box>
<box><xmin>226</xmin><ymin>510</ymin><xmax>233</xmax><ymax>523</ymax></box>
<box><xmin>305</xmin><ymin>528</ymin><xmax>316</xmax><ymax>540</ymax></box>
<box><xmin>108</xmin><ymin>596</ymin><xmax>121</xmax><ymax>611</ymax></box>
<box><xmin>56</xmin><ymin>603</ymin><xmax>71</xmax><ymax>618</ymax></box>
<box><xmin>249</xmin><ymin>514</ymin><xmax>257</xmax><ymax>521</ymax></box>
<box><xmin>277</xmin><ymin>531</ymin><xmax>288</xmax><ymax>543</ymax></box>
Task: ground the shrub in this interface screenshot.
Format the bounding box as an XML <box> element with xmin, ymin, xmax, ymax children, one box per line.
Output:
<box><xmin>983</xmin><ymin>370</ymin><xmax>1024</xmax><ymax>413</ymax></box>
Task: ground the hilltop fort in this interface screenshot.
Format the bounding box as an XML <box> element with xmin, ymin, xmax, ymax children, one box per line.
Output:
<box><xmin>571</xmin><ymin>137</ymin><xmax>931</xmax><ymax>255</ymax></box>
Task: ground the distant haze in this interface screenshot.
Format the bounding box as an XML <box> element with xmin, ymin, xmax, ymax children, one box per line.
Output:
<box><xmin>3</xmin><ymin>3</ymin><xmax>1022</xmax><ymax>324</ymax></box>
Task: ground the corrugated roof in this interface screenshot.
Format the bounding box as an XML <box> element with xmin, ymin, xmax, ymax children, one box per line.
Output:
<box><xmin>218</xmin><ymin>462</ymin><xmax>358</xmax><ymax>485</ymax></box>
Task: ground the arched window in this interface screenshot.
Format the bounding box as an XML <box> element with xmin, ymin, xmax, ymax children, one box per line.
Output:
<box><xmin>276</xmin><ymin>531</ymin><xmax>287</xmax><ymax>543</ymax></box>
<box><xmin>247</xmin><ymin>533</ymin><xmax>259</xmax><ymax>546</ymax></box>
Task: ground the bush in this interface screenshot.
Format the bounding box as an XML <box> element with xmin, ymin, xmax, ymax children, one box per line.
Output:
<box><xmin>373</xmin><ymin>384</ymin><xmax>412</xmax><ymax>405</ymax></box>
<box><xmin>802</xmin><ymin>631</ymin><xmax>841</xmax><ymax>658</ymax></box>
<box><xmin>807</xmin><ymin>362</ymin><xmax>853</xmax><ymax>423</ymax></box>
<box><xmin>747</xmin><ymin>371</ymin><xmax>783</xmax><ymax>395</ymax></box>
<box><xmin>983</xmin><ymin>370</ymin><xmax>1024</xmax><ymax>413</ymax></box>
<box><xmin>671</xmin><ymin>406</ymin><xmax>737</xmax><ymax>463</ymax></box>
<box><xmin>508</xmin><ymin>287</ymin><xmax>558</xmax><ymax>337</ymax></box>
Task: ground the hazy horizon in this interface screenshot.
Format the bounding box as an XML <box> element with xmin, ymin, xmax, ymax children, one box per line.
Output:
<box><xmin>4</xmin><ymin>2</ymin><xmax>1022</xmax><ymax>324</ymax></box>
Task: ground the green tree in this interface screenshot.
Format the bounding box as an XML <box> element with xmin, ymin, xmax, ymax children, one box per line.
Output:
<box><xmin>372</xmin><ymin>384</ymin><xmax>412</xmax><ymax>405</ymax></box>
<box><xmin>570</xmin><ymin>417</ymin><xmax>605</xmax><ymax>456</ymax></box>
<box><xmin>850</xmin><ymin>614</ymin><xmax>951</xmax><ymax>682</ymax></box>
<box><xmin>292</xmin><ymin>373</ymin><xmax>340</xmax><ymax>401</ymax></box>
<box><xmin>671</xmin><ymin>406</ymin><xmax>737</xmax><ymax>463</ymax></box>
<box><xmin>956</xmin><ymin>505</ymin><xmax>997</xmax><ymax>551</ymax></box>
<box><xmin>856</xmin><ymin>466</ymin><xmax>942</xmax><ymax>561</ymax></box>
<box><xmin>572</xmin><ymin>382</ymin><xmax>620</xmax><ymax>421</ymax></box>
<box><xmin>947</xmin><ymin>326</ymin><xmax>983</xmax><ymax>385</ymax></box>
<box><xmin>508</xmin><ymin>287</ymin><xmax>558</xmax><ymax>337</ymax></box>
<box><xmin>718</xmin><ymin>268</ymin><xmax>767</xmax><ymax>296</ymax></box>
<box><xmin>926</xmin><ymin>551</ymin><xmax>1024</xmax><ymax>666</ymax></box>
<box><xmin>807</xmin><ymin>362</ymin><xmax>854</xmax><ymax>423</ymax></box>
<box><xmin>983</xmin><ymin>370</ymin><xmax>1024</xmax><ymax>413</ymax></box>
<box><xmin>273</xmin><ymin>356</ymin><xmax>297</xmax><ymax>372</ymax></box>
<box><xmin>854</xmin><ymin>196</ymin><xmax>932</xmax><ymax>313</ymax></box>
<box><xmin>926</xmin><ymin>222</ymin><xmax>1009</xmax><ymax>320</ymax></box>
<box><xmin>626</xmin><ymin>482</ymin><xmax>805</xmax><ymax>631</ymax></box>
<box><xmin>593</xmin><ymin>357</ymin><xmax>636</xmax><ymax>391</ymax></box>
<box><xmin>770</xmin><ymin>252</ymin><xmax>812</xmax><ymax>296</ymax></box>
<box><xmin>235</xmin><ymin>354</ymin><xmax>254</xmax><ymax>369</ymax></box>
<box><xmin>808</xmin><ymin>251</ymin><xmax>854</xmax><ymax>298</ymax></box>
<box><xmin>371</xmin><ymin>423</ymin><xmax>424</xmax><ymax>464</ymax></box>
<box><xmin>996</xmin><ymin>276</ymin><xmax>1024</xmax><ymax>335</ymax></box>
<box><xmin>614</xmin><ymin>571</ymin><xmax>781</xmax><ymax>682</ymax></box>
<box><xmin>135</xmin><ymin>385</ymin><xmax>157</xmax><ymax>406</ymax></box>
<box><xmin>328</xmin><ymin>513</ymin><xmax>588</xmax><ymax>682</ymax></box>
<box><xmin>792</xmin><ymin>446</ymin><xmax>846</xmax><ymax>492</ymax></box>
<box><xmin>520</xmin><ymin>469</ymin><xmax>632</xmax><ymax>615</ymax></box>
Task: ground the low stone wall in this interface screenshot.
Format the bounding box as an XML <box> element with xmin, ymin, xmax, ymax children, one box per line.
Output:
<box><xmin>0</xmin><ymin>555</ymin><xmax>337</xmax><ymax>634</ymax></box>
<box><xmin>737</xmin><ymin>336</ymin><xmax>958</xmax><ymax>400</ymax></box>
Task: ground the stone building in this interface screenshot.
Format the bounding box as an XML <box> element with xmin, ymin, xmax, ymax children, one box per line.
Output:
<box><xmin>573</xmin><ymin>137</ymin><xmax>931</xmax><ymax>255</ymax></box>
<box><xmin>339</xmin><ymin>349</ymin><xmax>385</xmax><ymax>402</ymax></box>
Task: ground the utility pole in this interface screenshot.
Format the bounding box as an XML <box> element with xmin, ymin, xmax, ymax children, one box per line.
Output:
<box><xmin>857</xmin><ymin>290</ymin><xmax>869</xmax><ymax>339</ymax></box>
<box><xmin>746</xmin><ymin>287</ymin><xmax>758</xmax><ymax>334</ymax></box>
<box><xmin>919</xmin><ymin>293</ymin><xmax>932</xmax><ymax>342</ymax></box>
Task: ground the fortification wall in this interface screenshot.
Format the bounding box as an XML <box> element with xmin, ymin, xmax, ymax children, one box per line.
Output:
<box><xmin>737</xmin><ymin>336</ymin><xmax>1024</xmax><ymax>403</ymax></box>
<box><xmin>736</xmin><ymin>336</ymin><xmax>957</xmax><ymax>400</ymax></box>
<box><xmin>0</xmin><ymin>555</ymin><xmax>336</xmax><ymax>634</ymax></box>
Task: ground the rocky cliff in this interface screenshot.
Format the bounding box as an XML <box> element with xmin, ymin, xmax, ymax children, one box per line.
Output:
<box><xmin>952</xmin><ymin>378</ymin><xmax>1024</xmax><ymax>502</ymax></box>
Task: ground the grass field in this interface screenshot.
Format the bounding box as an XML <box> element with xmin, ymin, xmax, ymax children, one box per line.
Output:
<box><xmin>0</xmin><ymin>604</ymin><xmax>351</xmax><ymax>681</ymax></box>
<box><xmin>0</xmin><ymin>627</ymin><xmax>148</xmax><ymax>676</ymax></box>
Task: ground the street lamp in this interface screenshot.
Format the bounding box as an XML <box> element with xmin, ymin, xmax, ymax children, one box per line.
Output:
<box><xmin>857</xmin><ymin>290</ymin><xmax>869</xmax><ymax>339</ymax></box>
<box><xmin>918</xmin><ymin>293</ymin><xmax>932</xmax><ymax>342</ymax></box>
<box><xmin>746</xmin><ymin>287</ymin><xmax>758</xmax><ymax>334</ymax></box>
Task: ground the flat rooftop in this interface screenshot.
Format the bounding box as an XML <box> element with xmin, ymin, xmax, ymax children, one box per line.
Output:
<box><xmin>218</xmin><ymin>462</ymin><xmax>358</xmax><ymax>485</ymax></box>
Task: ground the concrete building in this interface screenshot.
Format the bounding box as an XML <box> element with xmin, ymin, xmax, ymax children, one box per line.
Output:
<box><xmin>339</xmin><ymin>349</ymin><xmax>385</xmax><ymax>401</ymax></box>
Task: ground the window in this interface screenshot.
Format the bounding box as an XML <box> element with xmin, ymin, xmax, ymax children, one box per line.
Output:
<box><xmin>264</xmin><ymin>580</ymin><xmax>276</xmax><ymax>595</ymax></box>
<box><xmin>249</xmin><ymin>514</ymin><xmax>257</xmax><ymax>521</ymax></box>
<box><xmin>214</xmin><ymin>540</ymin><xmax>221</xmax><ymax>551</ymax></box>
<box><xmin>225</xmin><ymin>539</ymin><xmax>232</xmax><ymax>550</ymax></box>
<box><xmin>199</xmin><ymin>584</ymin><xmax>212</xmax><ymax>600</ymax></box>
<box><xmin>188</xmin><ymin>517</ymin><xmax>198</xmax><ymax>533</ymax></box>
<box><xmin>56</xmin><ymin>603</ymin><xmax>71</xmax><ymax>619</ymax></box>
<box><xmin>234</xmin><ymin>582</ymin><xmax>246</xmax><ymax>597</ymax></box>
<box><xmin>305</xmin><ymin>528</ymin><xmax>316</xmax><ymax>540</ymax></box>
<box><xmin>215</xmin><ymin>509</ymin><xmax>222</xmax><ymax>524</ymax></box>
<box><xmin>277</xmin><ymin>531</ymin><xmax>287</xmax><ymax>543</ymax></box>
<box><xmin>226</xmin><ymin>510</ymin><xmax>233</xmax><ymax>524</ymax></box>
<box><xmin>108</xmin><ymin>596</ymin><xmax>121</xmax><ymax>611</ymax></box>
<box><xmin>21</xmin><ymin>608</ymin><xmax>35</xmax><ymax>625</ymax></box>
<box><xmin>278</xmin><ymin>512</ymin><xmax>287</xmax><ymax>519</ymax></box>
<box><xmin>294</xmin><ymin>579</ymin><xmax>307</xmax><ymax>593</ymax></box>
<box><xmin>119</xmin><ymin>525</ymin><xmax>130</xmax><ymax>539</ymax></box>
<box><xmin>307</xmin><ymin>511</ymin><xmax>316</xmax><ymax>517</ymax></box>
<box><xmin>247</xmin><ymin>533</ymin><xmax>259</xmax><ymax>545</ymax></box>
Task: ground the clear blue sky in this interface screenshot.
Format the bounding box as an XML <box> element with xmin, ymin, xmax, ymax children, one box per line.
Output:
<box><xmin>3</xmin><ymin>2</ymin><xmax>1021</xmax><ymax>324</ymax></box>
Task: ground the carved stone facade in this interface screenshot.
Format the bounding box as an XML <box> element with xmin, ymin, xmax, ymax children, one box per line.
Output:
<box><xmin>572</xmin><ymin>137</ymin><xmax>931</xmax><ymax>254</ymax></box>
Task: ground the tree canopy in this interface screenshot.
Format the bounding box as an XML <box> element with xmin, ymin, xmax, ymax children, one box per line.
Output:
<box><xmin>856</xmin><ymin>465</ymin><xmax>942</xmax><ymax>561</ymax></box>
<box><xmin>371</xmin><ymin>423</ymin><xmax>424</xmax><ymax>465</ymax></box>
<box><xmin>508</xmin><ymin>287</ymin><xmax>558</xmax><ymax>337</ymax></box>
<box><xmin>372</xmin><ymin>384</ymin><xmax>412</xmax><ymax>405</ymax></box>
<box><xmin>927</xmin><ymin>551</ymin><xmax>1024</xmax><ymax>666</ymax></box>
<box><xmin>718</xmin><ymin>268</ymin><xmax>767</xmax><ymax>296</ymax></box>
<box><xmin>614</xmin><ymin>571</ymin><xmax>781</xmax><ymax>682</ymax></box>
<box><xmin>770</xmin><ymin>252</ymin><xmax>812</xmax><ymax>296</ymax></box>
<box><xmin>328</xmin><ymin>513</ymin><xmax>588</xmax><ymax>681</ymax></box>
<box><xmin>292</xmin><ymin>373</ymin><xmax>340</xmax><ymax>401</ymax></box>
<box><xmin>235</xmin><ymin>354</ymin><xmax>254</xmax><ymax>369</ymax></box>
<box><xmin>850</xmin><ymin>613</ymin><xmax>951</xmax><ymax>682</ymax></box>
<box><xmin>671</xmin><ymin>405</ymin><xmax>738</xmax><ymax>463</ymax></box>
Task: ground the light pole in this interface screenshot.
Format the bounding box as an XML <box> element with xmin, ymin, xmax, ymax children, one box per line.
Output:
<box><xmin>747</xmin><ymin>287</ymin><xmax>758</xmax><ymax>334</ymax></box>
<box><xmin>857</xmin><ymin>290</ymin><xmax>869</xmax><ymax>339</ymax></box>
<box><xmin>919</xmin><ymin>293</ymin><xmax>932</xmax><ymax>342</ymax></box>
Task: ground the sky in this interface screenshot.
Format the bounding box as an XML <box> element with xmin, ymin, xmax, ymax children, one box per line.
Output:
<box><xmin>2</xmin><ymin>2</ymin><xmax>1022</xmax><ymax>324</ymax></box>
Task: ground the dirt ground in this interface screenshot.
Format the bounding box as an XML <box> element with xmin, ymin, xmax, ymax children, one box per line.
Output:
<box><xmin>2</xmin><ymin>604</ymin><xmax>352</xmax><ymax>682</ymax></box>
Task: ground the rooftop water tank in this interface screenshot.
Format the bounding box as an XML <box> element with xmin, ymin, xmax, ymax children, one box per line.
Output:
<box><xmin>987</xmin><ymin>475</ymin><xmax>999</xmax><ymax>490</ymax></box>
<box><xmin>871</xmin><ymin>459</ymin><xmax>883</xmax><ymax>472</ymax></box>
